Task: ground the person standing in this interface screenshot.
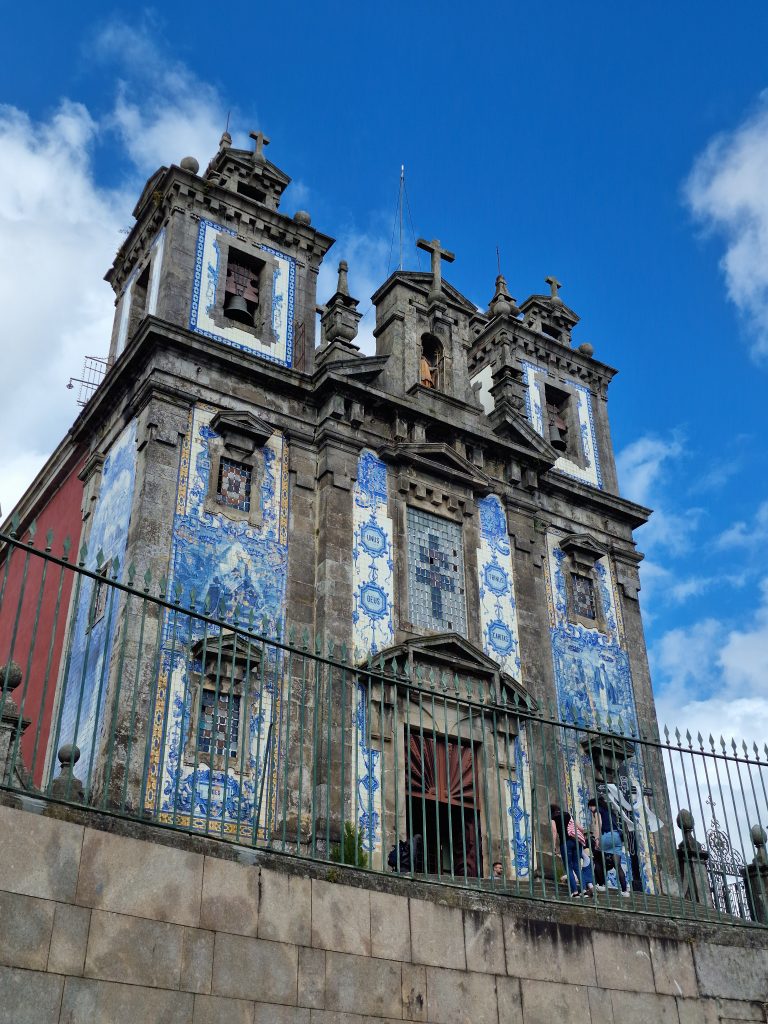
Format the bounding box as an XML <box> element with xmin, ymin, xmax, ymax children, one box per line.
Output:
<box><xmin>550</xmin><ymin>804</ymin><xmax>592</xmax><ymax>897</ymax></box>
<box><xmin>589</xmin><ymin>796</ymin><xmax>629</xmax><ymax>896</ymax></box>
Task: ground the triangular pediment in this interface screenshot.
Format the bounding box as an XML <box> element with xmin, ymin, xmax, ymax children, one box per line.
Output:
<box><xmin>132</xmin><ymin>167</ymin><xmax>167</xmax><ymax>218</ymax></box>
<box><xmin>190</xmin><ymin>631</ymin><xmax>262</xmax><ymax>662</ymax></box>
<box><xmin>519</xmin><ymin>293</ymin><xmax>580</xmax><ymax>328</ymax></box>
<box><xmin>210</xmin><ymin>409</ymin><xmax>273</xmax><ymax>454</ymax></box>
<box><xmin>372</xmin><ymin>271</ymin><xmax>479</xmax><ymax>316</ymax></box>
<box><xmin>488</xmin><ymin>408</ymin><xmax>559</xmax><ymax>467</ymax></box>
<box><xmin>559</xmin><ymin>532</ymin><xmax>607</xmax><ymax>571</ymax></box>
<box><xmin>206</xmin><ymin>147</ymin><xmax>292</xmax><ymax>188</ymax></box>
<box><xmin>323</xmin><ymin>355</ymin><xmax>388</xmax><ymax>383</ymax></box>
<box><xmin>377</xmin><ymin>442</ymin><xmax>494</xmax><ymax>492</ymax></box>
<box><xmin>373</xmin><ymin>632</ymin><xmax>534</xmax><ymax>710</ymax></box>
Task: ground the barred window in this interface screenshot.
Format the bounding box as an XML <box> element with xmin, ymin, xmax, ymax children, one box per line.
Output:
<box><xmin>197</xmin><ymin>689</ymin><xmax>241</xmax><ymax>760</ymax></box>
<box><xmin>216</xmin><ymin>458</ymin><xmax>252</xmax><ymax>513</ymax></box>
<box><xmin>571</xmin><ymin>573</ymin><xmax>597</xmax><ymax>620</ymax></box>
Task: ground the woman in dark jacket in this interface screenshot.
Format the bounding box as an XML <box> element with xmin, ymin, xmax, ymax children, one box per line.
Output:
<box><xmin>550</xmin><ymin>804</ymin><xmax>589</xmax><ymax>897</ymax></box>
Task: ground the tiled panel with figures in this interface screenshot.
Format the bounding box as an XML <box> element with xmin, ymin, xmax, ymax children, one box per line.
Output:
<box><xmin>56</xmin><ymin>420</ymin><xmax>137</xmax><ymax>782</ymax></box>
<box><xmin>406</xmin><ymin>508</ymin><xmax>467</xmax><ymax>636</ymax></box>
<box><xmin>144</xmin><ymin>404</ymin><xmax>289</xmax><ymax>839</ymax></box>
<box><xmin>189</xmin><ymin>218</ymin><xmax>296</xmax><ymax>367</ymax></box>
<box><xmin>544</xmin><ymin>532</ymin><xmax>662</xmax><ymax>892</ymax></box>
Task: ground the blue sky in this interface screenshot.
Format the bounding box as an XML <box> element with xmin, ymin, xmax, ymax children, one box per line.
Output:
<box><xmin>2</xmin><ymin>3</ymin><xmax>768</xmax><ymax>745</ymax></box>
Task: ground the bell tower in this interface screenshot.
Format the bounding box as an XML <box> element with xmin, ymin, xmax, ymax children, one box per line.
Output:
<box><xmin>105</xmin><ymin>131</ymin><xmax>333</xmax><ymax>373</ymax></box>
<box><xmin>370</xmin><ymin>236</ymin><xmax>481</xmax><ymax>407</ymax></box>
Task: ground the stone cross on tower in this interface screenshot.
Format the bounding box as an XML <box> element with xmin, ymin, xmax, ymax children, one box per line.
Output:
<box><xmin>545</xmin><ymin>275</ymin><xmax>562</xmax><ymax>302</ymax></box>
<box><xmin>250</xmin><ymin>130</ymin><xmax>270</xmax><ymax>165</ymax></box>
<box><xmin>417</xmin><ymin>237</ymin><xmax>455</xmax><ymax>304</ymax></box>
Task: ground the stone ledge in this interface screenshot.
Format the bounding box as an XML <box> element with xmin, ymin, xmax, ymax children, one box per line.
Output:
<box><xmin>3</xmin><ymin>800</ymin><xmax>768</xmax><ymax>955</ymax></box>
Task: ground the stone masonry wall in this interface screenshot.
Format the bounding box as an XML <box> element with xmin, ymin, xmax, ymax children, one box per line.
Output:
<box><xmin>1</xmin><ymin>803</ymin><xmax>767</xmax><ymax>1024</ymax></box>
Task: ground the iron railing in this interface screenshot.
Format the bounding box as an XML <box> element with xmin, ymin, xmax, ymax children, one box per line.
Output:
<box><xmin>1</xmin><ymin>525</ymin><xmax>767</xmax><ymax>928</ymax></box>
<box><xmin>66</xmin><ymin>355</ymin><xmax>109</xmax><ymax>407</ymax></box>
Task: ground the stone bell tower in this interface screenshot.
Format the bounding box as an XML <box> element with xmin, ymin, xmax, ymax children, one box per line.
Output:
<box><xmin>42</xmin><ymin>130</ymin><xmax>337</xmax><ymax>813</ymax></box>
<box><xmin>371</xmin><ymin>237</ymin><xmax>483</xmax><ymax>407</ymax></box>
<box><xmin>106</xmin><ymin>130</ymin><xmax>333</xmax><ymax>373</ymax></box>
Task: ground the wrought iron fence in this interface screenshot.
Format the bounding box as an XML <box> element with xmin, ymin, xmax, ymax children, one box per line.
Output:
<box><xmin>1</xmin><ymin>525</ymin><xmax>767</xmax><ymax>928</ymax></box>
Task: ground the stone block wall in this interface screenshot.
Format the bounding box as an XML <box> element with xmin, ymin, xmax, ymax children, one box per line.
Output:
<box><xmin>0</xmin><ymin>803</ymin><xmax>767</xmax><ymax>1024</ymax></box>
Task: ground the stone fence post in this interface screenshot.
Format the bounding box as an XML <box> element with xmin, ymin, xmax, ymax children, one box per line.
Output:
<box><xmin>743</xmin><ymin>824</ymin><xmax>768</xmax><ymax>924</ymax></box>
<box><xmin>677</xmin><ymin>809</ymin><xmax>712</xmax><ymax>908</ymax></box>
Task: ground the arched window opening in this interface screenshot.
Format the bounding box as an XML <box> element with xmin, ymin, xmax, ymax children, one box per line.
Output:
<box><xmin>420</xmin><ymin>333</ymin><xmax>444</xmax><ymax>391</ymax></box>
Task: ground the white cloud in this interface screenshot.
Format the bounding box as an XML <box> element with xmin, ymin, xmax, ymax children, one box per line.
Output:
<box><xmin>716</xmin><ymin>499</ymin><xmax>768</xmax><ymax>549</ymax></box>
<box><xmin>316</xmin><ymin>228</ymin><xmax>391</xmax><ymax>354</ymax></box>
<box><xmin>686</xmin><ymin>92</ymin><xmax>768</xmax><ymax>358</ymax></box>
<box><xmin>652</xmin><ymin>579</ymin><xmax>768</xmax><ymax>749</ymax></box>
<box><xmin>617</xmin><ymin>434</ymin><xmax>701</xmax><ymax>556</ymax></box>
<box><xmin>95</xmin><ymin>23</ymin><xmax>234</xmax><ymax>174</ymax></box>
<box><xmin>0</xmin><ymin>24</ymin><xmax>258</xmax><ymax>518</ymax></box>
<box><xmin>0</xmin><ymin>100</ymin><xmax>127</xmax><ymax>517</ymax></box>
<box><xmin>617</xmin><ymin>435</ymin><xmax>685</xmax><ymax>506</ymax></box>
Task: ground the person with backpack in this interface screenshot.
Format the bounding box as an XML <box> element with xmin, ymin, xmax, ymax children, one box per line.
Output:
<box><xmin>550</xmin><ymin>804</ymin><xmax>593</xmax><ymax>897</ymax></box>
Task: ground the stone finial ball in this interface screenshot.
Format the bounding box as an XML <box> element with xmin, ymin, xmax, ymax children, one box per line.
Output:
<box><xmin>57</xmin><ymin>743</ymin><xmax>81</xmax><ymax>767</ymax></box>
<box><xmin>751</xmin><ymin>823</ymin><xmax>768</xmax><ymax>847</ymax></box>
<box><xmin>294</xmin><ymin>210</ymin><xmax>311</xmax><ymax>226</ymax></box>
<box><xmin>578</xmin><ymin>342</ymin><xmax>594</xmax><ymax>357</ymax></box>
<box><xmin>180</xmin><ymin>156</ymin><xmax>200</xmax><ymax>174</ymax></box>
<box><xmin>0</xmin><ymin>661</ymin><xmax>22</xmax><ymax>691</ymax></box>
<box><xmin>676</xmin><ymin>808</ymin><xmax>694</xmax><ymax>831</ymax></box>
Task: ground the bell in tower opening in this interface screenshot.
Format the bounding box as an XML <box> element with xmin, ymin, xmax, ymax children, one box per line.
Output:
<box><xmin>545</xmin><ymin>383</ymin><xmax>570</xmax><ymax>453</ymax></box>
<box><xmin>224</xmin><ymin>248</ymin><xmax>262</xmax><ymax>327</ymax></box>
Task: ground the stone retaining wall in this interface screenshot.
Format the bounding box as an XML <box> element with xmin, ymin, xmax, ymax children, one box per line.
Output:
<box><xmin>0</xmin><ymin>803</ymin><xmax>767</xmax><ymax>1024</ymax></box>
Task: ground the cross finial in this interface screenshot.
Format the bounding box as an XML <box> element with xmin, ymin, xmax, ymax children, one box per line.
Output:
<box><xmin>545</xmin><ymin>275</ymin><xmax>562</xmax><ymax>301</ymax></box>
<box><xmin>249</xmin><ymin>130</ymin><xmax>270</xmax><ymax>164</ymax></box>
<box><xmin>416</xmin><ymin>237</ymin><xmax>455</xmax><ymax>303</ymax></box>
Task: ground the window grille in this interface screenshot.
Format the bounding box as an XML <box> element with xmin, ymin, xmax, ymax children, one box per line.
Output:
<box><xmin>216</xmin><ymin>458</ymin><xmax>252</xmax><ymax>513</ymax></box>
<box><xmin>197</xmin><ymin>689</ymin><xmax>241</xmax><ymax>759</ymax></box>
<box><xmin>571</xmin><ymin>572</ymin><xmax>597</xmax><ymax>620</ymax></box>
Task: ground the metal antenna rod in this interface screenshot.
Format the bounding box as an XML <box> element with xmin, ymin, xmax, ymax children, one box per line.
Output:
<box><xmin>496</xmin><ymin>245</ymin><xmax>501</xmax><ymax>276</ymax></box>
<box><xmin>225</xmin><ymin>110</ymin><xmax>231</xmax><ymax>134</ymax></box>
<box><xmin>399</xmin><ymin>165</ymin><xmax>405</xmax><ymax>271</ymax></box>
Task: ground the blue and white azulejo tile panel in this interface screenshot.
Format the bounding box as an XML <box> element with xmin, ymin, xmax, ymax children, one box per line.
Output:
<box><xmin>521</xmin><ymin>361</ymin><xmax>602</xmax><ymax>489</ymax></box>
<box><xmin>351</xmin><ymin>450</ymin><xmax>393</xmax><ymax>857</ymax></box>
<box><xmin>146</xmin><ymin>227</ymin><xmax>166</xmax><ymax>316</ymax></box>
<box><xmin>505</xmin><ymin>733</ymin><xmax>533</xmax><ymax>880</ymax></box>
<box><xmin>477</xmin><ymin>495</ymin><xmax>522</xmax><ymax>681</ymax></box>
<box><xmin>352</xmin><ymin>450</ymin><xmax>394</xmax><ymax>662</ymax></box>
<box><xmin>545</xmin><ymin>532</ymin><xmax>631</xmax><ymax>730</ymax></box>
<box><xmin>353</xmin><ymin>684</ymin><xmax>382</xmax><ymax>857</ymax></box>
<box><xmin>114</xmin><ymin>227</ymin><xmax>166</xmax><ymax>358</ymax></box>
<box><xmin>543</xmin><ymin>532</ymin><xmax>658</xmax><ymax>892</ymax></box>
<box><xmin>189</xmin><ymin>219</ymin><xmax>296</xmax><ymax>368</ymax></box>
<box><xmin>145</xmin><ymin>404</ymin><xmax>289</xmax><ymax>839</ymax></box>
<box><xmin>57</xmin><ymin>420</ymin><xmax>138</xmax><ymax>783</ymax></box>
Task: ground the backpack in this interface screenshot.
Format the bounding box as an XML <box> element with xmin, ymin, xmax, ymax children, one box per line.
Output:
<box><xmin>387</xmin><ymin>836</ymin><xmax>423</xmax><ymax>872</ymax></box>
<box><xmin>566</xmin><ymin>818</ymin><xmax>587</xmax><ymax>848</ymax></box>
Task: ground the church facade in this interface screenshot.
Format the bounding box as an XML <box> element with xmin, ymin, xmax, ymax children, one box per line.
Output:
<box><xmin>2</xmin><ymin>132</ymin><xmax>666</xmax><ymax>888</ymax></box>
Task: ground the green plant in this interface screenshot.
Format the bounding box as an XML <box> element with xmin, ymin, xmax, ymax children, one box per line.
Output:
<box><xmin>329</xmin><ymin>821</ymin><xmax>368</xmax><ymax>868</ymax></box>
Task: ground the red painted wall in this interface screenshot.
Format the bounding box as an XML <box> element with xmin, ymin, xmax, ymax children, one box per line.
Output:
<box><xmin>0</xmin><ymin>456</ymin><xmax>85</xmax><ymax>785</ymax></box>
